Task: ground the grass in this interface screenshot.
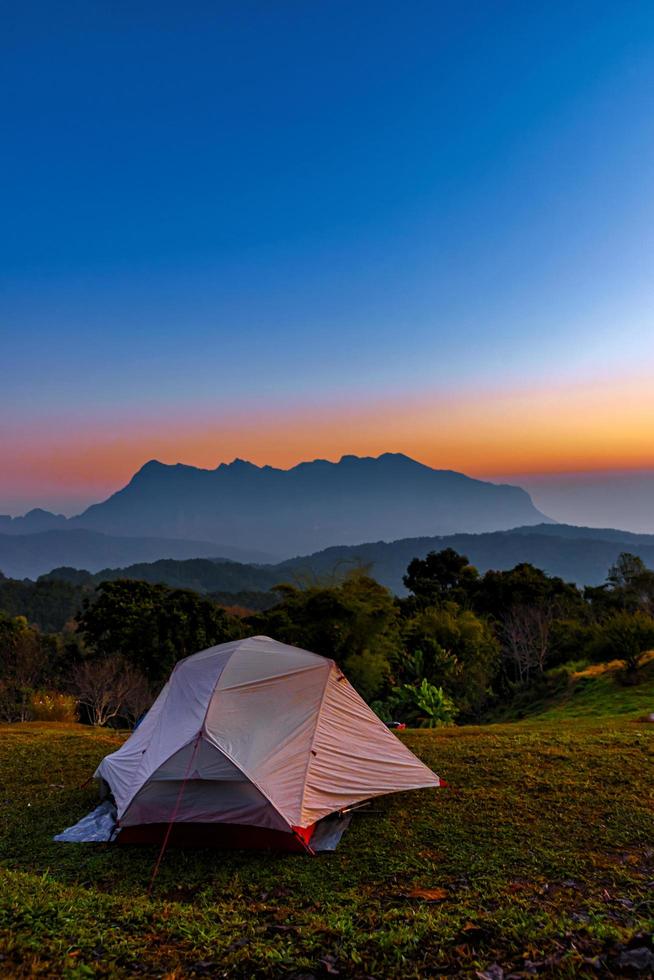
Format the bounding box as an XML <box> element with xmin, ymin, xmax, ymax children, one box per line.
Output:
<box><xmin>0</xmin><ymin>708</ymin><xmax>653</xmax><ymax>977</ymax></box>
<box><xmin>491</xmin><ymin>653</ymin><xmax>654</xmax><ymax>724</ymax></box>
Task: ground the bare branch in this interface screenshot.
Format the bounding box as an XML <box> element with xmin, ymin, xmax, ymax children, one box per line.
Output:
<box><xmin>71</xmin><ymin>657</ymin><xmax>152</xmax><ymax>727</ymax></box>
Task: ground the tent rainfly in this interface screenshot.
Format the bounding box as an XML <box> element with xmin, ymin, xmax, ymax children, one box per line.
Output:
<box><xmin>93</xmin><ymin>635</ymin><xmax>442</xmax><ymax>852</ymax></box>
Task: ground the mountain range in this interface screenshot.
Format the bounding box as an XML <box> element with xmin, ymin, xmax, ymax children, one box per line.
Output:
<box><xmin>0</xmin><ymin>453</ymin><xmax>552</xmax><ymax>577</ymax></box>
<box><xmin>3</xmin><ymin>452</ymin><xmax>653</xmax><ymax>590</ymax></box>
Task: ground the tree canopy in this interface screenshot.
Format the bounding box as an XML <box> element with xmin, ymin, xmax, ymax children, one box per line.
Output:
<box><xmin>3</xmin><ymin>546</ymin><xmax>654</xmax><ymax>727</ymax></box>
<box><xmin>403</xmin><ymin>548</ymin><xmax>479</xmax><ymax>607</ymax></box>
<box><xmin>77</xmin><ymin>579</ymin><xmax>244</xmax><ymax>684</ymax></box>
<box><xmin>252</xmin><ymin>572</ymin><xmax>401</xmax><ymax>700</ymax></box>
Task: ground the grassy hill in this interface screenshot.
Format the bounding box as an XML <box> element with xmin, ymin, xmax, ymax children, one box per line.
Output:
<box><xmin>0</xmin><ymin>712</ymin><xmax>653</xmax><ymax>977</ymax></box>
<box><xmin>494</xmin><ymin>654</ymin><xmax>654</xmax><ymax>725</ymax></box>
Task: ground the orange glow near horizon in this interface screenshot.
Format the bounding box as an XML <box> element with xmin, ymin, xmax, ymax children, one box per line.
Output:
<box><xmin>4</xmin><ymin>374</ymin><xmax>654</xmax><ymax>510</ymax></box>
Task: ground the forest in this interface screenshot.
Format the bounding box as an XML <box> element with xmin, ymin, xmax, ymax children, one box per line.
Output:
<box><xmin>1</xmin><ymin>549</ymin><xmax>653</xmax><ymax>727</ymax></box>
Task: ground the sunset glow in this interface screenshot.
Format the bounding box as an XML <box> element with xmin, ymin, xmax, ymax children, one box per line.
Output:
<box><xmin>5</xmin><ymin>371</ymin><xmax>654</xmax><ymax>514</ymax></box>
<box><xmin>4</xmin><ymin>3</ymin><xmax>654</xmax><ymax>528</ymax></box>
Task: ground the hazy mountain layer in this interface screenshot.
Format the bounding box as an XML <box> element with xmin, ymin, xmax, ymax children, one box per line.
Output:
<box><xmin>36</xmin><ymin>523</ymin><xmax>654</xmax><ymax>594</ymax></box>
<box><xmin>0</xmin><ymin>509</ymin><xmax>68</xmax><ymax>534</ymax></box>
<box><xmin>277</xmin><ymin>527</ymin><xmax>654</xmax><ymax>592</ymax></box>
<box><xmin>0</xmin><ymin>530</ymin><xmax>271</xmax><ymax>581</ymax></box>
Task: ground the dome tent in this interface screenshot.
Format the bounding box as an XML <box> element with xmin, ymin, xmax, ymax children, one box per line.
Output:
<box><xmin>94</xmin><ymin>635</ymin><xmax>442</xmax><ymax>852</ymax></box>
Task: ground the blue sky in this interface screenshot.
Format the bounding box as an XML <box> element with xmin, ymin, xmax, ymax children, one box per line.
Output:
<box><xmin>3</xmin><ymin>1</ymin><xmax>654</xmax><ymax>522</ymax></box>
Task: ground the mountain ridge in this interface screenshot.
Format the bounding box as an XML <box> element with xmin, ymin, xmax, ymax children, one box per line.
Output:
<box><xmin>1</xmin><ymin>453</ymin><xmax>552</xmax><ymax>557</ymax></box>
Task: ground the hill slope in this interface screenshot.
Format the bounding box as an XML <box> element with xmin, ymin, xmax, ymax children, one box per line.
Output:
<box><xmin>509</xmin><ymin>655</ymin><xmax>654</xmax><ymax>724</ymax></box>
<box><xmin>90</xmin><ymin>557</ymin><xmax>279</xmax><ymax>593</ymax></box>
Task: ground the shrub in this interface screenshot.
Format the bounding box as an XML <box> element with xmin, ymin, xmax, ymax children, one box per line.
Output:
<box><xmin>30</xmin><ymin>690</ymin><xmax>78</xmax><ymax>722</ymax></box>
<box><xmin>548</xmin><ymin>620</ymin><xmax>600</xmax><ymax>668</ymax></box>
<box><xmin>372</xmin><ymin>679</ymin><xmax>458</xmax><ymax>728</ymax></box>
<box><xmin>412</xmin><ymin>678</ymin><xmax>459</xmax><ymax>727</ymax></box>
<box><xmin>343</xmin><ymin>649</ymin><xmax>391</xmax><ymax>701</ymax></box>
<box><xmin>402</xmin><ymin>604</ymin><xmax>499</xmax><ymax>716</ymax></box>
<box><xmin>595</xmin><ymin>611</ymin><xmax>654</xmax><ymax>673</ymax></box>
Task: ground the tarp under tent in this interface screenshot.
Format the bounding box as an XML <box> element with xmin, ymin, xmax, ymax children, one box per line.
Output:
<box><xmin>57</xmin><ymin>635</ymin><xmax>442</xmax><ymax>852</ymax></box>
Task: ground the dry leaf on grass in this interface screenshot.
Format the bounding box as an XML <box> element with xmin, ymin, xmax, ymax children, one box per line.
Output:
<box><xmin>406</xmin><ymin>886</ymin><xmax>448</xmax><ymax>902</ymax></box>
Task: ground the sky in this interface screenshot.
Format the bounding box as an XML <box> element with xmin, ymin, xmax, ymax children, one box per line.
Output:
<box><xmin>3</xmin><ymin>2</ymin><xmax>654</xmax><ymax>528</ymax></box>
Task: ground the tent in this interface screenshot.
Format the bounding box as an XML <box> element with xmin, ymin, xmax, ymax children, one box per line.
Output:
<box><xmin>92</xmin><ymin>635</ymin><xmax>442</xmax><ymax>852</ymax></box>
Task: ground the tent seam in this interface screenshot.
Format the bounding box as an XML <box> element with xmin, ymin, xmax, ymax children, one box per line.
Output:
<box><xmin>200</xmin><ymin>640</ymin><xmax>241</xmax><ymax>728</ymax></box>
<box><xmin>199</xmin><ymin>639</ymin><xmax>295</xmax><ymax>832</ymax></box>
<box><xmin>297</xmin><ymin>661</ymin><xmax>334</xmax><ymax>827</ymax></box>
<box><xmin>119</xmin><ymin>642</ymin><xmax>242</xmax><ymax>820</ymax></box>
<box><xmin>216</xmin><ymin>663</ymin><xmax>326</xmax><ymax>693</ymax></box>
<box><xmin>120</xmin><ymin>732</ymin><xmax>201</xmax><ymax>824</ymax></box>
<box><xmin>200</xmin><ymin>730</ymin><xmax>294</xmax><ymax>832</ymax></box>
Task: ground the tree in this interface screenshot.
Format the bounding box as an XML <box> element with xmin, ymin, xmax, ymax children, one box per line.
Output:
<box><xmin>0</xmin><ymin>614</ymin><xmax>47</xmax><ymax>721</ymax></box>
<box><xmin>548</xmin><ymin>618</ymin><xmax>601</xmax><ymax>667</ymax></box>
<box><xmin>71</xmin><ymin>656</ymin><xmax>150</xmax><ymax>727</ymax></box>
<box><xmin>401</xmin><ymin>603</ymin><xmax>499</xmax><ymax>716</ymax></box>
<box><xmin>472</xmin><ymin>563</ymin><xmax>583</xmax><ymax>621</ymax></box>
<box><xmin>600</xmin><ymin>611</ymin><xmax>654</xmax><ymax>674</ymax></box>
<box><xmin>0</xmin><ymin>575</ymin><xmax>88</xmax><ymax>632</ymax></box>
<box><xmin>583</xmin><ymin>584</ymin><xmax>624</xmax><ymax>621</ymax></box>
<box><xmin>252</xmin><ymin>572</ymin><xmax>401</xmax><ymax>700</ymax></box>
<box><xmin>606</xmin><ymin>553</ymin><xmax>654</xmax><ymax>614</ymax></box>
<box><xmin>403</xmin><ymin>549</ymin><xmax>478</xmax><ymax>607</ymax></box>
<box><xmin>499</xmin><ymin>604</ymin><xmax>554</xmax><ymax>685</ymax></box>
<box><xmin>77</xmin><ymin>580</ymin><xmax>244</xmax><ymax>684</ymax></box>
<box><xmin>607</xmin><ymin>553</ymin><xmax>647</xmax><ymax>591</ymax></box>
<box><xmin>120</xmin><ymin>670</ymin><xmax>153</xmax><ymax>727</ymax></box>
<box><xmin>342</xmin><ymin>649</ymin><xmax>391</xmax><ymax>702</ymax></box>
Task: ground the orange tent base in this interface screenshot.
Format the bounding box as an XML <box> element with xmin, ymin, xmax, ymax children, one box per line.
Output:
<box><xmin>116</xmin><ymin>821</ymin><xmax>313</xmax><ymax>852</ymax></box>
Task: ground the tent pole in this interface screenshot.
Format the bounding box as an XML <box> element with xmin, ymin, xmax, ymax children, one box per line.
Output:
<box><xmin>292</xmin><ymin>829</ymin><xmax>315</xmax><ymax>856</ymax></box>
<box><xmin>147</xmin><ymin>732</ymin><xmax>202</xmax><ymax>898</ymax></box>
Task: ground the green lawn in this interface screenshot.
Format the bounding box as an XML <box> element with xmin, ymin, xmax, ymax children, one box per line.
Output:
<box><xmin>0</xmin><ymin>709</ymin><xmax>653</xmax><ymax>977</ymax></box>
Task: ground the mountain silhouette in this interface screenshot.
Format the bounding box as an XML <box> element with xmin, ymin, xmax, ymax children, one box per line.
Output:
<box><xmin>0</xmin><ymin>509</ymin><xmax>68</xmax><ymax>535</ymax></box>
<box><xmin>61</xmin><ymin>453</ymin><xmax>551</xmax><ymax>556</ymax></box>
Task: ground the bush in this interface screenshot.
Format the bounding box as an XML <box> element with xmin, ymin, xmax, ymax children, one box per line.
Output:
<box><xmin>548</xmin><ymin>620</ymin><xmax>600</xmax><ymax>668</ymax></box>
<box><xmin>412</xmin><ymin>678</ymin><xmax>459</xmax><ymax>727</ymax></box>
<box><xmin>593</xmin><ymin>611</ymin><xmax>654</xmax><ymax>673</ymax></box>
<box><xmin>30</xmin><ymin>690</ymin><xmax>78</xmax><ymax>722</ymax></box>
<box><xmin>343</xmin><ymin>649</ymin><xmax>391</xmax><ymax>701</ymax></box>
<box><xmin>372</xmin><ymin>679</ymin><xmax>458</xmax><ymax>728</ymax></box>
<box><xmin>401</xmin><ymin>604</ymin><xmax>499</xmax><ymax>717</ymax></box>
